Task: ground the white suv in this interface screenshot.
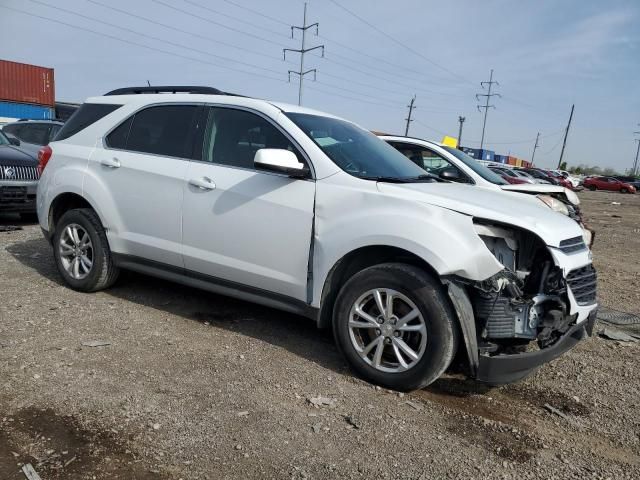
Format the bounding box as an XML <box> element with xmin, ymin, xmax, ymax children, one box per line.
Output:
<box><xmin>37</xmin><ymin>86</ymin><xmax>598</xmax><ymax>390</ymax></box>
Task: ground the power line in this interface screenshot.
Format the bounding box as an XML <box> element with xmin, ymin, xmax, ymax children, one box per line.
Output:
<box><xmin>476</xmin><ymin>69</ymin><xmax>501</xmax><ymax>150</ymax></box>
<box><xmin>219</xmin><ymin>0</ymin><xmax>291</xmax><ymax>27</ymax></box>
<box><xmin>404</xmin><ymin>95</ymin><xmax>416</xmax><ymax>136</ymax></box>
<box><xmin>326</xmin><ymin>0</ymin><xmax>476</xmax><ymax>88</ymax></box>
<box><xmin>283</xmin><ymin>3</ymin><xmax>324</xmax><ymax>106</ymax></box>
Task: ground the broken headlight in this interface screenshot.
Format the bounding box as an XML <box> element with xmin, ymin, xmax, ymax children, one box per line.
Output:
<box><xmin>537</xmin><ymin>195</ymin><xmax>569</xmax><ymax>216</ymax></box>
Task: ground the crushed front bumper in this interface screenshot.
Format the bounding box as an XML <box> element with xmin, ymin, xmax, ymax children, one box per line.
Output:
<box><xmin>475</xmin><ymin>308</ymin><xmax>597</xmax><ymax>385</ymax></box>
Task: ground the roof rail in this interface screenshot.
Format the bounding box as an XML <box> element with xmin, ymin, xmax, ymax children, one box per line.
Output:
<box><xmin>104</xmin><ymin>86</ymin><xmax>227</xmax><ymax>96</ymax></box>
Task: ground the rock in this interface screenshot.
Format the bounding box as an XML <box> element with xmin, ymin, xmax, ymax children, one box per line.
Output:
<box><xmin>152</xmin><ymin>423</ymin><xmax>161</xmax><ymax>430</ymax></box>
<box><xmin>237</xmin><ymin>411</ymin><xmax>249</xmax><ymax>417</ymax></box>
<box><xmin>543</xmin><ymin>404</ymin><xmax>569</xmax><ymax>420</ymax></box>
<box><xmin>308</xmin><ymin>395</ymin><xmax>336</xmax><ymax>408</ymax></box>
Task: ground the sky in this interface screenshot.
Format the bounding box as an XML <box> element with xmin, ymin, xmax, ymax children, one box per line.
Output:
<box><xmin>1</xmin><ymin>0</ymin><xmax>638</xmax><ymax>171</ymax></box>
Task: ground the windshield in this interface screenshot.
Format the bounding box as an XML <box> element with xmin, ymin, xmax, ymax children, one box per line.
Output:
<box><xmin>0</xmin><ymin>130</ymin><xmax>10</xmax><ymax>146</ymax></box>
<box><xmin>439</xmin><ymin>146</ymin><xmax>508</xmax><ymax>185</ymax></box>
<box><xmin>286</xmin><ymin>113</ymin><xmax>427</xmax><ymax>180</ymax></box>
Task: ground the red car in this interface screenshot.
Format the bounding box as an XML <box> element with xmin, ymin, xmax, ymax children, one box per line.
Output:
<box><xmin>540</xmin><ymin>170</ymin><xmax>575</xmax><ymax>190</ymax></box>
<box><xmin>583</xmin><ymin>176</ymin><xmax>636</xmax><ymax>193</ymax></box>
<box><xmin>488</xmin><ymin>167</ymin><xmax>529</xmax><ymax>184</ymax></box>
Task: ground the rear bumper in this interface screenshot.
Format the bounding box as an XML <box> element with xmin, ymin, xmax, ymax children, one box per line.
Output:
<box><xmin>475</xmin><ymin>308</ymin><xmax>597</xmax><ymax>385</ymax></box>
<box><xmin>0</xmin><ymin>180</ymin><xmax>38</xmax><ymax>213</ymax></box>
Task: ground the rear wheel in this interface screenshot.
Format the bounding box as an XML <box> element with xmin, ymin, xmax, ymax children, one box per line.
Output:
<box><xmin>588</xmin><ymin>184</ymin><xmax>597</xmax><ymax>191</ymax></box>
<box><xmin>333</xmin><ymin>263</ymin><xmax>457</xmax><ymax>391</ymax></box>
<box><xmin>621</xmin><ymin>188</ymin><xmax>628</xmax><ymax>194</ymax></box>
<box><xmin>53</xmin><ymin>208</ymin><xmax>119</xmax><ymax>292</ymax></box>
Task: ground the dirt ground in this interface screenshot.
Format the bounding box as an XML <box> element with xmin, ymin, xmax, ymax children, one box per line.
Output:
<box><xmin>0</xmin><ymin>190</ymin><xmax>639</xmax><ymax>480</ymax></box>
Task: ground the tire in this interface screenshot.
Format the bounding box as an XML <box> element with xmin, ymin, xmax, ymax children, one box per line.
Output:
<box><xmin>53</xmin><ymin>208</ymin><xmax>119</xmax><ymax>292</ymax></box>
<box><xmin>588</xmin><ymin>185</ymin><xmax>597</xmax><ymax>191</ymax></box>
<box><xmin>332</xmin><ymin>263</ymin><xmax>457</xmax><ymax>391</ymax></box>
<box><xmin>621</xmin><ymin>188</ymin><xmax>628</xmax><ymax>194</ymax></box>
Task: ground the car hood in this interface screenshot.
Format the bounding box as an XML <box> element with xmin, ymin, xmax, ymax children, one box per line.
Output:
<box><xmin>377</xmin><ymin>182</ymin><xmax>583</xmax><ymax>248</ymax></box>
<box><xmin>0</xmin><ymin>145</ymin><xmax>38</xmax><ymax>166</ymax></box>
<box><xmin>500</xmin><ymin>183</ymin><xmax>578</xmax><ymax>205</ymax></box>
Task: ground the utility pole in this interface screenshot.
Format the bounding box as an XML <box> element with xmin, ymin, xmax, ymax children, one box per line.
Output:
<box><xmin>557</xmin><ymin>104</ymin><xmax>574</xmax><ymax>169</ymax></box>
<box><xmin>404</xmin><ymin>95</ymin><xmax>416</xmax><ymax>136</ymax></box>
<box><xmin>476</xmin><ymin>69</ymin><xmax>500</xmax><ymax>150</ymax></box>
<box><xmin>531</xmin><ymin>132</ymin><xmax>540</xmax><ymax>166</ymax></box>
<box><xmin>457</xmin><ymin>116</ymin><xmax>466</xmax><ymax>149</ymax></box>
<box><xmin>633</xmin><ymin>139</ymin><xmax>640</xmax><ymax>176</ymax></box>
<box><xmin>283</xmin><ymin>3</ymin><xmax>324</xmax><ymax>106</ymax></box>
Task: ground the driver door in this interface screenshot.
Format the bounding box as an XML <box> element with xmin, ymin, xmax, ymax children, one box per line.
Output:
<box><xmin>181</xmin><ymin>106</ymin><xmax>315</xmax><ymax>301</ymax></box>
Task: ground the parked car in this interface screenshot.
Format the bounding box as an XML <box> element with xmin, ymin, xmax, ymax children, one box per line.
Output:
<box><xmin>0</xmin><ymin>129</ymin><xmax>39</xmax><ymax>217</ymax></box>
<box><xmin>555</xmin><ymin>170</ymin><xmax>581</xmax><ymax>188</ymax></box>
<box><xmin>487</xmin><ymin>166</ymin><xmax>529</xmax><ymax>184</ymax></box>
<box><xmin>583</xmin><ymin>176</ymin><xmax>636</xmax><ymax>193</ymax></box>
<box><xmin>381</xmin><ymin>136</ymin><xmax>592</xmax><ymax>245</ymax></box>
<box><xmin>2</xmin><ymin>120</ymin><xmax>64</xmax><ymax>158</ymax></box>
<box><xmin>542</xmin><ymin>170</ymin><xmax>576</xmax><ymax>190</ymax></box>
<box><xmin>490</xmin><ymin>166</ymin><xmax>536</xmax><ymax>184</ymax></box>
<box><xmin>37</xmin><ymin>86</ymin><xmax>598</xmax><ymax>391</ymax></box>
<box><xmin>613</xmin><ymin>176</ymin><xmax>640</xmax><ymax>190</ymax></box>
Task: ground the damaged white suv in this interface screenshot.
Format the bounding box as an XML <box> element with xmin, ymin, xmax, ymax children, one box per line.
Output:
<box><xmin>37</xmin><ymin>86</ymin><xmax>598</xmax><ymax>391</ymax></box>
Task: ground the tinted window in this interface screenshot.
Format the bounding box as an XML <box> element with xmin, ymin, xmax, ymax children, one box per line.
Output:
<box><xmin>127</xmin><ymin>105</ymin><xmax>200</xmax><ymax>158</ymax></box>
<box><xmin>286</xmin><ymin>113</ymin><xmax>425</xmax><ymax>180</ymax></box>
<box><xmin>388</xmin><ymin>142</ymin><xmax>469</xmax><ymax>182</ymax></box>
<box><xmin>0</xmin><ymin>130</ymin><xmax>10</xmax><ymax>146</ymax></box>
<box><xmin>440</xmin><ymin>146</ymin><xmax>508</xmax><ymax>185</ymax></box>
<box><xmin>49</xmin><ymin>124</ymin><xmax>62</xmax><ymax>140</ymax></box>
<box><xmin>2</xmin><ymin>124</ymin><xmax>20</xmax><ymax>137</ymax></box>
<box><xmin>105</xmin><ymin>116</ymin><xmax>133</xmax><ymax>149</ymax></box>
<box><xmin>55</xmin><ymin>103</ymin><xmax>122</xmax><ymax>141</ymax></box>
<box><xmin>18</xmin><ymin>123</ymin><xmax>50</xmax><ymax>145</ymax></box>
<box><xmin>203</xmin><ymin>107</ymin><xmax>303</xmax><ymax>169</ymax></box>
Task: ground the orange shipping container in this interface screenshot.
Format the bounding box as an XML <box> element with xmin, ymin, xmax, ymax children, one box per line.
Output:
<box><xmin>507</xmin><ymin>156</ymin><xmax>517</xmax><ymax>166</ymax></box>
<box><xmin>0</xmin><ymin>59</ymin><xmax>55</xmax><ymax>106</ymax></box>
<box><xmin>516</xmin><ymin>158</ymin><xmax>523</xmax><ymax>167</ymax></box>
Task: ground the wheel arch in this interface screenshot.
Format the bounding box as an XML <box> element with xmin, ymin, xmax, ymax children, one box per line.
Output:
<box><xmin>316</xmin><ymin>245</ymin><xmax>440</xmax><ymax>329</ymax></box>
<box><xmin>48</xmin><ymin>192</ymin><xmax>102</xmax><ymax>241</ymax></box>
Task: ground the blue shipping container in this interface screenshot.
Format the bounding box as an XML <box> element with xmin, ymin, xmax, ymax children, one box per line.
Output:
<box><xmin>477</xmin><ymin>149</ymin><xmax>495</xmax><ymax>161</ymax></box>
<box><xmin>494</xmin><ymin>154</ymin><xmax>507</xmax><ymax>164</ymax></box>
<box><xmin>0</xmin><ymin>101</ymin><xmax>54</xmax><ymax>120</ymax></box>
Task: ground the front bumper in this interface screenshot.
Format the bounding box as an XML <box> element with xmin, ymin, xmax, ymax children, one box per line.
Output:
<box><xmin>0</xmin><ymin>180</ymin><xmax>38</xmax><ymax>213</ymax></box>
<box><xmin>475</xmin><ymin>308</ymin><xmax>597</xmax><ymax>384</ymax></box>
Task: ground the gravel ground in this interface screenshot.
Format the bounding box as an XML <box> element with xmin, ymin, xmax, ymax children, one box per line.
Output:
<box><xmin>0</xmin><ymin>190</ymin><xmax>639</xmax><ymax>480</ymax></box>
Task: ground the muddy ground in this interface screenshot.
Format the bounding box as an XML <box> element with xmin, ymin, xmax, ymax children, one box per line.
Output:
<box><xmin>0</xmin><ymin>190</ymin><xmax>638</xmax><ymax>479</ymax></box>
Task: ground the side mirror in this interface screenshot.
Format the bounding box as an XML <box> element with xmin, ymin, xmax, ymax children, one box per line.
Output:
<box><xmin>439</xmin><ymin>167</ymin><xmax>463</xmax><ymax>182</ymax></box>
<box><xmin>7</xmin><ymin>135</ymin><xmax>20</xmax><ymax>146</ymax></box>
<box><xmin>254</xmin><ymin>149</ymin><xmax>308</xmax><ymax>178</ymax></box>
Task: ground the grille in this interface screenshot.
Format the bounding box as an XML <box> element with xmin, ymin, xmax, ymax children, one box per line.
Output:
<box><xmin>0</xmin><ymin>165</ymin><xmax>40</xmax><ymax>181</ymax></box>
<box><xmin>567</xmin><ymin>264</ymin><xmax>597</xmax><ymax>305</ymax></box>
<box><xmin>559</xmin><ymin>236</ymin><xmax>587</xmax><ymax>254</ymax></box>
<box><xmin>0</xmin><ymin>186</ymin><xmax>28</xmax><ymax>204</ymax></box>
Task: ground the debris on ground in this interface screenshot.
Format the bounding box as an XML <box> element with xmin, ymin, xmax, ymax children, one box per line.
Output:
<box><xmin>400</xmin><ymin>400</ymin><xmax>423</xmax><ymax>411</ymax></box>
<box><xmin>0</xmin><ymin>225</ymin><xmax>22</xmax><ymax>233</ymax></box>
<box><xmin>236</xmin><ymin>411</ymin><xmax>249</xmax><ymax>417</ymax></box>
<box><xmin>307</xmin><ymin>396</ymin><xmax>336</xmax><ymax>408</ymax></box>
<box><xmin>311</xmin><ymin>422</ymin><xmax>322</xmax><ymax>433</ymax></box>
<box><xmin>598</xmin><ymin>327</ymin><xmax>638</xmax><ymax>343</ymax></box>
<box><xmin>21</xmin><ymin>463</ymin><xmax>42</xmax><ymax>480</ymax></box>
<box><xmin>343</xmin><ymin>415</ymin><xmax>360</xmax><ymax>429</ymax></box>
<box><xmin>544</xmin><ymin>404</ymin><xmax>569</xmax><ymax>420</ymax></box>
<box><xmin>611</xmin><ymin>202</ymin><xmax>621</xmax><ymax>205</ymax></box>
<box><xmin>81</xmin><ymin>340</ymin><xmax>112</xmax><ymax>347</ymax></box>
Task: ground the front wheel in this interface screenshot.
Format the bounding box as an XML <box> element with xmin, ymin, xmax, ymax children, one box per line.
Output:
<box><xmin>53</xmin><ymin>208</ymin><xmax>119</xmax><ymax>292</ymax></box>
<box><xmin>333</xmin><ymin>263</ymin><xmax>457</xmax><ymax>391</ymax></box>
<box><xmin>621</xmin><ymin>188</ymin><xmax>628</xmax><ymax>194</ymax></box>
<box><xmin>588</xmin><ymin>185</ymin><xmax>597</xmax><ymax>191</ymax></box>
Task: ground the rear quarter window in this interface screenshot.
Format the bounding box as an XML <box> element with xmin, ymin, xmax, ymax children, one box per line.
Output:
<box><xmin>54</xmin><ymin>103</ymin><xmax>122</xmax><ymax>141</ymax></box>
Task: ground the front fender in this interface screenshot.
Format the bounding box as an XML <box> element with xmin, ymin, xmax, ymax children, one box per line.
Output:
<box><xmin>311</xmin><ymin>180</ymin><xmax>503</xmax><ymax>307</ymax></box>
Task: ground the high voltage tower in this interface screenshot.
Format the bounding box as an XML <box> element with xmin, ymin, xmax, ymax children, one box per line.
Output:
<box><xmin>476</xmin><ymin>69</ymin><xmax>501</xmax><ymax>150</ymax></box>
<box><xmin>283</xmin><ymin>2</ymin><xmax>324</xmax><ymax>106</ymax></box>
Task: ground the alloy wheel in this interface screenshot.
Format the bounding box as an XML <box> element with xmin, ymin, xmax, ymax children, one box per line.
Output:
<box><xmin>59</xmin><ymin>223</ymin><xmax>94</xmax><ymax>280</ymax></box>
<box><xmin>348</xmin><ymin>288</ymin><xmax>427</xmax><ymax>373</ymax></box>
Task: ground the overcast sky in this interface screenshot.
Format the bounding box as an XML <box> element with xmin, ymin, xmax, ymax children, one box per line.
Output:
<box><xmin>1</xmin><ymin>0</ymin><xmax>638</xmax><ymax>170</ymax></box>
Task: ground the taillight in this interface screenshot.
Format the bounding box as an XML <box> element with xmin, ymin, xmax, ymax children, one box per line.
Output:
<box><xmin>37</xmin><ymin>145</ymin><xmax>52</xmax><ymax>175</ymax></box>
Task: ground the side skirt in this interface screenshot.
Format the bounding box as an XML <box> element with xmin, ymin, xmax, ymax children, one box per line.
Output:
<box><xmin>112</xmin><ymin>254</ymin><xmax>319</xmax><ymax>321</ymax></box>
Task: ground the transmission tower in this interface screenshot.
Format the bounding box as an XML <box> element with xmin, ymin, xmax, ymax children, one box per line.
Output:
<box><xmin>404</xmin><ymin>95</ymin><xmax>416</xmax><ymax>136</ymax></box>
<box><xmin>283</xmin><ymin>2</ymin><xmax>324</xmax><ymax>106</ymax></box>
<box><xmin>476</xmin><ymin>69</ymin><xmax>501</xmax><ymax>150</ymax></box>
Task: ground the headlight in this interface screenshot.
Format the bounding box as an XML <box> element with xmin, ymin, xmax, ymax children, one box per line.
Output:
<box><xmin>538</xmin><ymin>195</ymin><xmax>569</xmax><ymax>216</ymax></box>
<box><xmin>563</xmin><ymin>188</ymin><xmax>580</xmax><ymax>206</ymax></box>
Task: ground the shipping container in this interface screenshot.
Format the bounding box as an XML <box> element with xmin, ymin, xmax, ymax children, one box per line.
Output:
<box><xmin>0</xmin><ymin>59</ymin><xmax>55</xmax><ymax>106</ymax></box>
<box><xmin>476</xmin><ymin>149</ymin><xmax>495</xmax><ymax>161</ymax></box>
<box><xmin>516</xmin><ymin>158</ymin><xmax>523</xmax><ymax>167</ymax></box>
<box><xmin>0</xmin><ymin>101</ymin><xmax>54</xmax><ymax>120</ymax></box>
<box><xmin>507</xmin><ymin>156</ymin><xmax>517</xmax><ymax>166</ymax></box>
<box><xmin>522</xmin><ymin>160</ymin><xmax>531</xmax><ymax>168</ymax></box>
<box><xmin>494</xmin><ymin>154</ymin><xmax>507</xmax><ymax>164</ymax></box>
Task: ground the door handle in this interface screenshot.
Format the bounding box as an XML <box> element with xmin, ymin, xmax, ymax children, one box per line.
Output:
<box><xmin>100</xmin><ymin>157</ymin><xmax>121</xmax><ymax>168</ymax></box>
<box><xmin>188</xmin><ymin>176</ymin><xmax>216</xmax><ymax>191</ymax></box>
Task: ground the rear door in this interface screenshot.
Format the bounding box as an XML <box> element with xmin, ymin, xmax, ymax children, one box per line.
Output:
<box><xmin>89</xmin><ymin>104</ymin><xmax>202</xmax><ymax>267</ymax></box>
<box><xmin>181</xmin><ymin>106</ymin><xmax>315</xmax><ymax>301</ymax></box>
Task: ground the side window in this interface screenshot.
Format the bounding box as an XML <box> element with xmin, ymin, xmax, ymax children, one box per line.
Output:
<box><xmin>2</xmin><ymin>124</ymin><xmax>20</xmax><ymax>137</ymax></box>
<box><xmin>126</xmin><ymin>105</ymin><xmax>200</xmax><ymax>158</ymax></box>
<box><xmin>202</xmin><ymin>107</ymin><xmax>303</xmax><ymax>170</ymax></box>
<box><xmin>390</xmin><ymin>143</ymin><xmax>468</xmax><ymax>181</ymax></box>
<box><xmin>105</xmin><ymin>116</ymin><xmax>133</xmax><ymax>149</ymax></box>
<box><xmin>55</xmin><ymin>103</ymin><xmax>122</xmax><ymax>141</ymax></box>
<box><xmin>20</xmin><ymin>124</ymin><xmax>50</xmax><ymax>145</ymax></box>
<box><xmin>49</xmin><ymin>124</ymin><xmax>62</xmax><ymax>141</ymax></box>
